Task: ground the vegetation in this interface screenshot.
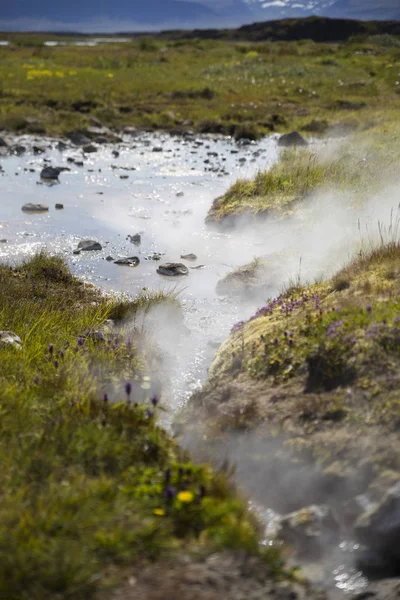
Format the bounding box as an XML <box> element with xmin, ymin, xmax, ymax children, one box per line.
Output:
<box><xmin>207</xmin><ymin>126</ymin><xmax>400</xmax><ymax>222</ymax></box>
<box><xmin>0</xmin><ymin>252</ymin><xmax>284</xmax><ymax>599</ymax></box>
<box><xmin>0</xmin><ymin>31</ymin><xmax>400</xmax><ymax>137</ymax></box>
<box><xmin>179</xmin><ymin>239</ymin><xmax>400</xmax><ymax>509</ymax></box>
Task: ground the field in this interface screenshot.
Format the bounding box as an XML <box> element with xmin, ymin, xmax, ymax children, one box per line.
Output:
<box><xmin>0</xmin><ymin>31</ymin><xmax>400</xmax><ymax>137</ymax></box>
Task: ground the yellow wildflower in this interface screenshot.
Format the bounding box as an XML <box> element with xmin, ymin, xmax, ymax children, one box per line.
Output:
<box><xmin>153</xmin><ymin>508</ymin><xmax>165</xmax><ymax>516</ymax></box>
<box><xmin>69</xmin><ymin>70</ymin><xmax>77</xmax><ymax>76</ymax></box>
<box><xmin>55</xmin><ymin>71</ymin><xmax>64</xmax><ymax>78</ymax></box>
<box><xmin>177</xmin><ymin>491</ymin><xmax>194</xmax><ymax>503</ymax></box>
<box><xmin>107</xmin><ymin>73</ymin><xmax>114</xmax><ymax>78</ymax></box>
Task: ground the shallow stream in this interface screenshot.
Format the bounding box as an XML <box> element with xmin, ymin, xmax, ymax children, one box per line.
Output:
<box><xmin>0</xmin><ymin>131</ymin><xmax>367</xmax><ymax>597</ymax></box>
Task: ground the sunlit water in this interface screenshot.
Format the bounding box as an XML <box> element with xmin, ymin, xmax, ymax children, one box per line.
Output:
<box><xmin>0</xmin><ymin>131</ymin><xmax>367</xmax><ymax>596</ymax></box>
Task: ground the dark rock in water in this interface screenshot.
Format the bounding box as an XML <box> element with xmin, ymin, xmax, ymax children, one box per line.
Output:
<box><xmin>128</xmin><ymin>233</ymin><xmax>141</xmax><ymax>246</ymax></box>
<box><xmin>75</xmin><ymin>161</ymin><xmax>84</xmax><ymax>167</ymax></box>
<box><xmin>82</xmin><ymin>144</ymin><xmax>98</xmax><ymax>154</ymax></box>
<box><xmin>0</xmin><ymin>331</ymin><xmax>22</xmax><ymax>349</ymax></box>
<box><xmin>152</xmin><ymin>146</ymin><xmax>163</xmax><ymax>153</ymax></box>
<box><xmin>56</xmin><ymin>141</ymin><xmax>68</xmax><ymax>151</ymax></box>
<box><xmin>181</xmin><ymin>253</ymin><xmax>197</xmax><ymax>261</ymax></box>
<box><xmin>11</xmin><ymin>145</ymin><xmax>26</xmax><ymax>156</ymax></box>
<box><xmin>67</xmin><ymin>131</ymin><xmax>91</xmax><ymax>146</ymax></box>
<box><xmin>190</xmin><ymin>265</ymin><xmax>206</xmax><ymax>270</ymax></box>
<box><xmin>33</xmin><ymin>145</ymin><xmax>45</xmax><ymax>155</ymax></box>
<box><xmin>278</xmin><ymin>131</ymin><xmax>308</xmax><ymax>147</ymax></box>
<box><xmin>22</xmin><ymin>203</ymin><xmax>49</xmax><ymax>213</ymax></box>
<box><xmin>114</xmin><ymin>256</ymin><xmax>140</xmax><ymax>267</ymax></box>
<box><xmin>112</xmin><ymin>150</ymin><xmax>120</xmax><ymax>158</ymax></box>
<box><xmin>77</xmin><ymin>240</ymin><xmax>102</xmax><ymax>251</ymax></box>
<box><xmin>41</xmin><ymin>166</ymin><xmax>64</xmax><ymax>180</ymax></box>
<box><xmin>73</xmin><ymin>249</ymin><xmax>81</xmax><ymax>255</ymax></box>
<box><xmin>145</xmin><ymin>253</ymin><xmax>163</xmax><ymax>261</ymax></box>
<box><xmin>106</xmin><ymin>255</ymin><xmax>114</xmax><ymax>262</ymax></box>
<box><xmin>0</xmin><ymin>137</ymin><xmax>8</xmax><ymax>148</ymax></box>
<box><xmin>157</xmin><ymin>263</ymin><xmax>189</xmax><ymax>276</ymax></box>
<box><xmin>55</xmin><ymin>203</ymin><xmax>64</xmax><ymax>210</ymax></box>
<box><xmin>0</xmin><ymin>239</ymin><xmax>7</xmax><ymax>243</ymax></box>
<box><xmin>278</xmin><ymin>504</ymin><xmax>339</xmax><ymax>558</ymax></box>
<box><xmin>355</xmin><ymin>482</ymin><xmax>400</xmax><ymax>576</ymax></box>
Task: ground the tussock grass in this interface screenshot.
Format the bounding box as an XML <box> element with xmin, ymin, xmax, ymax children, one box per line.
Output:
<box><xmin>0</xmin><ymin>252</ymin><xmax>283</xmax><ymax>599</ymax></box>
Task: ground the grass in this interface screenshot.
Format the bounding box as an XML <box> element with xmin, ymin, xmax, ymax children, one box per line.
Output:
<box><xmin>180</xmin><ymin>240</ymin><xmax>400</xmax><ymax>507</ymax></box>
<box><xmin>207</xmin><ymin>126</ymin><xmax>400</xmax><ymax>222</ymax></box>
<box><xmin>0</xmin><ymin>33</ymin><xmax>400</xmax><ymax>137</ymax></box>
<box><xmin>0</xmin><ymin>252</ymin><xmax>285</xmax><ymax>599</ymax></box>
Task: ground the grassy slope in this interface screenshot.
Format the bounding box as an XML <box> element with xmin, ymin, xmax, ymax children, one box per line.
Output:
<box><xmin>179</xmin><ymin>242</ymin><xmax>400</xmax><ymax>510</ymax></box>
<box><xmin>0</xmin><ymin>253</ymin><xmax>285</xmax><ymax>599</ymax></box>
<box><xmin>0</xmin><ymin>34</ymin><xmax>400</xmax><ymax>137</ymax></box>
<box><xmin>207</xmin><ymin>125</ymin><xmax>400</xmax><ymax>223</ymax></box>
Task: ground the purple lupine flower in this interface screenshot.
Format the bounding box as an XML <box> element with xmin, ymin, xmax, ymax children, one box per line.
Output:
<box><xmin>164</xmin><ymin>486</ymin><xmax>177</xmax><ymax>500</ymax></box>
<box><xmin>54</xmin><ymin>360</ymin><xmax>59</xmax><ymax>369</ymax></box>
<box><xmin>48</xmin><ymin>344</ymin><xmax>54</xmax><ymax>354</ymax></box>
<box><xmin>125</xmin><ymin>382</ymin><xmax>132</xmax><ymax>398</ymax></box>
<box><xmin>151</xmin><ymin>395</ymin><xmax>159</xmax><ymax>407</ymax></box>
<box><xmin>104</xmin><ymin>393</ymin><xmax>109</xmax><ymax>403</ymax></box>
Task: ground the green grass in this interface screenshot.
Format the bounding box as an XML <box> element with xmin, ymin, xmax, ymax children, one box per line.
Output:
<box><xmin>207</xmin><ymin>127</ymin><xmax>400</xmax><ymax>222</ymax></box>
<box><xmin>0</xmin><ymin>34</ymin><xmax>400</xmax><ymax>137</ymax></box>
<box><xmin>0</xmin><ymin>252</ymin><xmax>284</xmax><ymax>599</ymax></box>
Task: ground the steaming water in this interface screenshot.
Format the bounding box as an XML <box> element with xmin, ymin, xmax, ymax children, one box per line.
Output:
<box><xmin>0</xmin><ymin>132</ymin><xmax>369</xmax><ymax>596</ymax></box>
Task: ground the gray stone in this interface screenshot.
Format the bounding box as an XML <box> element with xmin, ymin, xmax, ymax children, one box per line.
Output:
<box><xmin>278</xmin><ymin>504</ymin><xmax>340</xmax><ymax>558</ymax></box>
<box><xmin>22</xmin><ymin>203</ymin><xmax>49</xmax><ymax>213</ymax></box>
<box><xmin>82</xmin><ymin>144</ymin><xmax>98</xmax><ymax>154</ymax></box>
<box><xmin>278</xmin><ymin>131</ymin><xmax>308</xmax><ymax>147</ymax></box>
<box><xmin>0</xmin><ymin>137</ymin><xmax>8</xmax><ymax>148</ymax></box>
<box><xmin>355</xmin><ymin>481</ymin><xmax>400</xmax><ymax>575</ymax></box>
<box><xmin>67</xmin><ymin>131</ymin><xmax>91</xmax><ymax>146</ymax></box>
<box><xmin>114</xmin><ymin>256</ymin><xmax>140</xmax><ymax>267</ymax></box>
<box><xmin>77</xmin><ymin>240</ymin><xmax>102</xmax><ymax>251</ymax></box>
<box><xmin>55</xmin><ymin>203</ymin><xmax>64</xmax><ymax>210</ymax></box>
<box><xmin>0</xmin><ymin>331</ymin><xmax>22</xmax><ymax>349</ymax></box>
<box><xmin>11</xmin><ymin>145</ymin><xmax>26</xmax><ymax>156</ymax></box>
<box><xmin>41</xmin><ymin>166</ymin><xmax>62</xmax><ymax>180</ymax></box>
<box><xmin>128</xmin><ymin>233</ymin><xmax>141</xmax><ymax>246</ymax></box>
<box><xmin>157</xmin><ymin>263</ymin><xmax>189</xmax><ymax>277</ymax></box>
<box><xmin>181</xmin><ymin>253</ymin><xmax>197</xmax><ymax>261</ymax></box>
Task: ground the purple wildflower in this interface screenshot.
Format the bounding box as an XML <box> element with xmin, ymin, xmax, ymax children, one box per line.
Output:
<box><xmin>54</xmin><ymin>360</ymin><xmax>59</xmax><ymax>369</ymax></box>
<box><xmin>104</xmin><ymin>393</ymin><xmax>109</xmax><ymax>403</ymax></box>
<box><xmin>125</xmin><ymin>382</ymin><xmax>132</xmax><ymax>398</ymax></box>
<box><xmin>164</xmin><ymin>486</ymin><xmax>177</xmax><ymax>500</ymax></box>
<box><xmin>151</xmin><ymin>395</ymin><xmax>159</xmax><ymax>407</ymax></box>
<box><xmin>48</xmin><ymin>344</ymin><xmax>54</xmax><ymax>354</ymax></box>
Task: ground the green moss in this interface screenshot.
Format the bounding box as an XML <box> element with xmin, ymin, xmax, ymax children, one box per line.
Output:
<box><xmin>0</xmin><ymin>253</ymin><xmax>283</xmax><ymax>599</ymax></box>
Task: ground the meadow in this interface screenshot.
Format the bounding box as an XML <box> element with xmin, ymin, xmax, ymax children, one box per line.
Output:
<box><xmin>0</xmin><ymin>32</ymin><xmax>400</xmax><ymax>137</ymax></box>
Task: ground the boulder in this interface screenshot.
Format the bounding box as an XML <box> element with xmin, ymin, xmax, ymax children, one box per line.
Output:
<box><xmin>128</xmin><ymin>233</ymin><xmax>141</xmax><ymax>246</ymax></box>
<box><xmin>10</xmin><ymin>145</ymin><xmax>26</xmax><ymax>156</ymax></box>
<box><xmin>77</xmin><ymin>240</ymin><xmax>102</xmax><ymax>251</ymax></box>
<box><xmin>22</xmin><ymin>203</ymin><xmax>49</xmax><ymax>213</ymax></box>
<box><xmin>0</xmin><ymin>331</ymin><xmax>22</xmax><ymax>349</ymax></box>
<box><xmin>157</xmin><ymin>263</ymin><xmax>189</xmax><ymax>276</ymax></box>
<box><xmin>114</xmin><ymin>256</ymin><xmax>140</xmax><ymax>267</ymax></box>
<box><xmin>278</xmin><ymin>504</ymin><xmax>340</xmax><ymax>558</ymax></box>
<box><xmin>0</xmin><ymin>137</ymin><xmax>8</xmax><ymax>148</ymax></box>
<box><xmin>355</xmin><ymin>482</ymin><xmax>400</xmax><ymax>576</ymax></box>
<box><xmin>278</xmin><ymin>131</ymin><xmax>308</xmax><ymax>147</ymax></box>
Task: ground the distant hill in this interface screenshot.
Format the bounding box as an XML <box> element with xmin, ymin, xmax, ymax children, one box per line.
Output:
<box><xmin>246</xmin><ymin>0</ymin><xmax>400</xmax><ymax>21</ymax></box>
<box><xmin>160</xmin><ymin>16</ymin><xmax>400</xmax><ymax>42</ymax></box>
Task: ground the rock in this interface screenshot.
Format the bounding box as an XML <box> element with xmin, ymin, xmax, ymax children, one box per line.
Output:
<box><xmin>82</xmin><ymin>144</ymin><xmax>97</xmax><ymax>154</ymax></box>
<box><xmin>128</xmin><ymin>234</ymin><xmax>141</xmax><ymax>246</ymax></box>
<box><xmin>56</xmin><ymin>141</ymin><xmax>68</xmax><ymax>151</ymax></box>
<box><xmin>351</xmin><ymin>578</ymin><xmax>400</xmax><ymax>600</ymax></box>
<box><xmin>180</xmin><ymin>253</ymin><xmax>197</xmax><ymax>261</ymax></box>
<box><xmin>355</xmin><ymin>482</ymin><xmax>400</xmax><ymax>576</ymax></box>
<box><xmin>22</xmin><ymin>203</ymin><xmax>49</xmax><ymax>213</ymax></box>
<box><xmin>67</xmin><ymin>131</ymin><xmax>91</xmax><ymax>146</ymax></box>
<box><xmin>0</xmin><ymin>239</ymin><xmax>7</xmax><ymax>243</ymax></box>
<box><xmin>157</xmin><ymin>263</ymin><xmax>189</xmax><ymax>277</ymax></box>
<box><xmin>278</xmin><ymin>131</ymin><xmax>308</xmax><ymax>147</ymax></box>
<box><xmin>176</xmin><ymin>191</ymin><xmax>184</xmax><ymax>197</ymax></box>
<box><xmin>77</xmin><ymin>240</ymin><xmax>102</xmax><ymax>251</ymax></box>
<box><xmin>0</xmin><ymin>137</ymin><xmax>8</xmax><ymax>148</ymax></box>
<box><xmin>152</xmin><ymin>147</ymin><xmax>163</xmax><ymax>153</ymax></box>
<box><xmin>112</xmin><ymin>150</ymin><xmax>120</xmax><ymax>158</ymax></box>
<box><xmin>0</xmin><ymin>331</ymin><xmax>22</xmax><ymax>349</ymax></box>
<box><xmin>145</xmin><ymin>253</ymin><xmax>163</xmax><ymax>261</ymax></box>
<box><xmin>41</xmin><ymin>166</ymin><xmax>63</xmax><ymax>180</ymax></box>
<box><xmin>55</xmin><ymin>203</ymin><xmax>64</xmax><ymax>210</ymax></box>
<box><xmin>278</xmin><ymin>504</ymin><xmax>340</xmax><ymax>558</ymax></box>
<box><xmin>10</xmin><ymin>145</ymin><xmax>26</xmax><ymax>156</ymax></box>
<box><xmin>33</xmin><ymin>145</ymin><xmax>45</xmax><ymax>155</ymax></box>
<box><xmin>123</xmin><ymin>126</ymin><xmax>138</xmax><ymax>136</ymax></box>
<box><xmin>106</xmin><ymin>255</ymin><xmax>114</xmax><ymax>261</ymax></box>
<box><xmin>114</xmin><ymin>256</ymin><xmax>140</xmax><ymax>267</ymax></box>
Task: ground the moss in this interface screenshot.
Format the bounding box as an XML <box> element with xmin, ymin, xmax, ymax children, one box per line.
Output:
<box><xmin>0</xmin><ymin>252</ymin><xmax>285</xmax><ymax>599</ymax></box>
